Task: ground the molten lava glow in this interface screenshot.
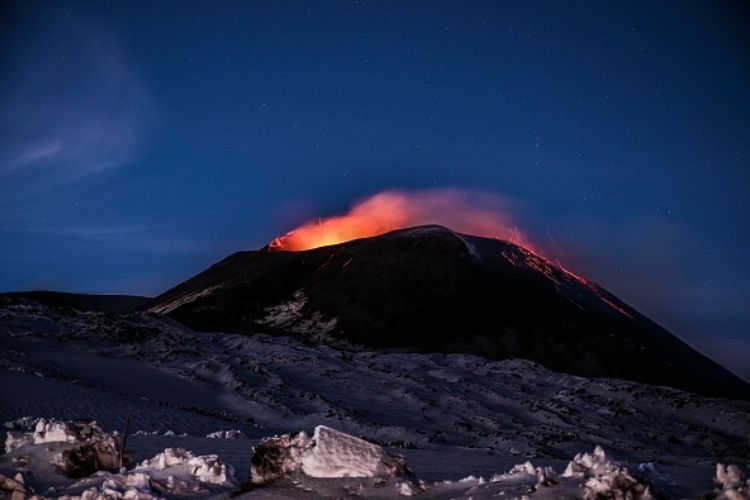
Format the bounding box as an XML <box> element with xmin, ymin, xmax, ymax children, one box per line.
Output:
<box><xmin>269</xmin><ymin>189</ymin><xmax>538</xmax><ymax>252</ymax></box>
<box><xmin>269</xmin><ymin>189</ymin><xmax>634</xmax><ymax>319</ymax></box>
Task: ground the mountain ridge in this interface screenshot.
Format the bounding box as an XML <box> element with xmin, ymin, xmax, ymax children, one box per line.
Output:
<box><xmin>5</xmin><ymin>290</ymin><xmax>150</xmax><ymax>313</ymax></box>
<box><xmin>145</xmin><ymin>225</ymin><xmax>750</xmax><ymax>400</ymax></box>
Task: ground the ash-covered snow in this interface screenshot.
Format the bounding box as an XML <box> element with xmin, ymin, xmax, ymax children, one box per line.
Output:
<box><xmin>0</xmin><ymin>419</ymin><xmax>744</xmax><ymax>499</ymax></box>
<box><xmin>256</xmin><ymin>290</ymin><xmax>339</xmax><ymax>340</ymax></box>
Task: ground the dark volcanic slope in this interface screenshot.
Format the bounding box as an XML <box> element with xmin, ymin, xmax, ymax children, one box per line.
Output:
<box><xmin>146</xmin><ymin>225</ymin><xmax>750</xmax><ymax>399</ymax></box>
<box><xmin>6</xmin><ymin>291</ymin><xmax>150</xmax><ymax>313</ymax></box>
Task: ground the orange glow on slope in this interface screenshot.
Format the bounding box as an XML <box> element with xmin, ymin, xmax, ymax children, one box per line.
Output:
<box><xmin>269</xmin><ymin>189</ymin><xmax>538</xmax><ymax>252</ymax></box>
<box><xmin>502</xmin><ymin>246</ymin><xmax>634</xmax><ymax>319</ymax></box>
<box><xmin>269</xmin><ymin>189</ymin><xmax>633</xmax><ymax>319</ymax></box>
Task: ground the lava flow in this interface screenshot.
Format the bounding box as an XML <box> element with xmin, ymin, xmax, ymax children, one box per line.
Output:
<box><xmin>268</xmin><ymin>189</ymin><xmax>538</xmax><ymax>252</ymax></box>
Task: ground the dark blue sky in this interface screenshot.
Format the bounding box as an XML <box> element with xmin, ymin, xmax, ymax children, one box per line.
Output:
<box><xmin>1</xmin><ymin>1</ymin><xmax>748</xmax><ymax>379</ymax></box>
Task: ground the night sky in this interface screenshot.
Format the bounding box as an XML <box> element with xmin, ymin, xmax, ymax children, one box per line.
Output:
<box><xmin>1</xmin><ymin>1</ymin><xmax>749</xmax><ymax>380</ymax></box>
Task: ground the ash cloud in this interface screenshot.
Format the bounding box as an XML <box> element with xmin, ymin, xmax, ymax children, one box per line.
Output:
<box><xmin>270</xmin><ymin>188</ymin><xmax>539</xmax><ymax>252</ymax></box>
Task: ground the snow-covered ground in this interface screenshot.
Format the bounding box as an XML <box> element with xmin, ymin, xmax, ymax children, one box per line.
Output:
<box><xmin>1</xmin><ymin>296</ymin><xmax>749</xmax><ymax>498</ymax></box>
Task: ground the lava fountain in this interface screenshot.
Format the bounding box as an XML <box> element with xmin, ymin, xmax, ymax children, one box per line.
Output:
<box><xmin>269</xmin><ymin>189</ymin><xmax>539</xmax><ymax>252</ymax></box>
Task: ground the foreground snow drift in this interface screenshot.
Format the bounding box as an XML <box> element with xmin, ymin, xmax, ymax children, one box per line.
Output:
<box><xmin>3</xmin><ymin>298</ymin><xmax>750</xmax><ymax>497</ymax></box>
<box><xmin>3</xmin><ymin>297</ymin><xmax>749</xmax><ymax>469</ymax></box>
<box><xmin>1</xmin><ymin>417</ymin><xmax>236</xmax><ymax>498</ymax></box>
<box><xmin>4</xmin><ymin>419</ymin><xmax>750</xmax><ymax>498</ymax></box>
<box><xmin>5</xmin><ymin>418</ymin><xmax>122</xmax><ymax>479</ymax></box>
<box><xmin>250</xmin><ymin>425</ymin><xmax>412</xmax><ymax>485</ymax></box>
<box><xmin>243</xmin><ymin>429</ymin><xmax>653</xmax><ymax>498</ymax></box>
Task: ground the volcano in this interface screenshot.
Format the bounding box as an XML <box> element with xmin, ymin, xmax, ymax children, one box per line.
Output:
<box><xmin>145</xmin><ymin>225</ymin><xmax>750</xmax><ymax>399</ymax></box>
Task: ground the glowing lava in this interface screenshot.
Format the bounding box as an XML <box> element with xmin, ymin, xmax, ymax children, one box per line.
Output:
<box><xmin>269</xmin><ymin>190</ymin><xmax>633</xmax><ymax>319</ymax></box>
<box><xmin>269</xmin><ymin>189</ymin><xmax>538</xmax><ymax>252</ymax></box>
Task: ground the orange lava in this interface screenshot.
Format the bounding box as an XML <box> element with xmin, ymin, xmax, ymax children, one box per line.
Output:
<box><xmin>269</xmin><ymin>189</ymin><xmax>633</xmax><ymax>319</ymax></box>
<box><xmin>269</xmin><ymin>189</ymin><xmax>538</xmax><ymax>252</ymax></box>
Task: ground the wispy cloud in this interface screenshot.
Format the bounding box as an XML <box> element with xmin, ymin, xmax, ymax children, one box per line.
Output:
<box><xmin>1</xmin><ymin>221</ymin><xmax>212</xmax><ymax>256</ymax></box>
<box><xmin>0</xmin><ymin>9</ymin><xmax>168</xmax><ymax>259</ymax></box>
<box><xmin>0</xmin><ymin>13</ymin><xmax>151</xmax><ymax>191</ymax></box>
<box><xmin>2</xmin><ymin>140</ymin><xmax>65</xmax><ymax>174</ymax></box>
<box><xmin>18</xmin><ymin>223</ymin><xmax>163</xmax><ymax>238</ymax></box>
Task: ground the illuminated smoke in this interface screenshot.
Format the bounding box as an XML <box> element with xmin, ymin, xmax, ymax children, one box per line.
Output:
<box><xmin>269</xmin><ymin>189</ymin><xmax>538</xmax><ymax>252</ymax></box>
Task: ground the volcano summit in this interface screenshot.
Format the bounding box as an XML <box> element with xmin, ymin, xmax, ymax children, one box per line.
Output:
<box><xmin>146</xmin><ymin>225</ymin><xmax>750</xmax><ymax>400</ymax></box>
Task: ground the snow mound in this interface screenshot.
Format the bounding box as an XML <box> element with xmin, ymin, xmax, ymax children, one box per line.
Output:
<box><xmin>135</xmin><ymin>447</ymin><xmax>236</xmax><ymax>487</ymax></box>
<box><xmin>76</xmin><ymin>472</ymin><xmax>160</xmax><ymax>500</ymax></box>
<box><xmin>5</xmin><ymin>417</ymin><xmax>107</xmax><ymax>452</ymax></box>
<box><xmin>250</xmin><ymin>425</ymin><xmax>412</xmax><ymax>485</ymax></box>
<box><xmin>69</xmin><ymin>448</ymin><xmax>237</xmax><ymax>498</ymax></box>
<box><xmin>5</xmin><ymin>418</ymin><xmax>123</xmax><ymax>478</ymax></box>
<box><xmin>564</xmin><ymin>445</ymin><xmax>652</xmax><ymax>499</ymax></box>
<box><xmin>714</xmin><ymin>463</ymin><xmax>750</xmax><ymax>499</ymax></box>
<box><xmin>490</xmin><ymin>460</ymin><xmax>557</xmax><ymax>488</ymax></box>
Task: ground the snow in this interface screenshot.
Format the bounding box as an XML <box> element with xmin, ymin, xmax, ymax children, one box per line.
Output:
<box><xmin>4</xmin><ymin>416</ymin><xmax>39</xmax><ymax>431</ymax></box>
<box><xmin>135</xmin><ymin>447</ymin><xmax>235</xmax><ymax>487</ymax></box>
<box><xmin>257</xmin><ymin>290</ymin><xmax>307</xmax><ymax>329</ymax></box>
<box><xmin>0</xmin><ymin>419</ymin><xmax>236</xmax><ymax>498</ymax></box>
<box><xmin>2</xmin><ymin>297</ymin><xmax>749</xmax><ymax>498</ymax></box>
<box><xmin>715</xmin><ymin>464</ymin><xmax>750</xmax><ymax>499</ymax></box>
<box><xmin>564</xmin><ymin>446</ymin><xmax>651</xmax><ymax>499</ymax></box>
<box><xmin>65</xmin><ymin>451</ymin><xmax>235</xmax><ymax>500</ymax></box>
<box><xmin>148</xmin><ymin>285</ymin><xmax>224</xmax><ymax>315</ymax></box>
<box><xmin>301</xmin><ymin>425</ymin><xmax>410</xmax><ymax>478</ymax></box>
<box><xmin>249</xmin><ymin>425</ymin><xmax>411</xmax><ymax>485</ymax></box>
<box><xmin>3</xmin><ymin>417</ymin><xmax>123</xmax><ymax>479</ymax></box>
<box><xmin>0</xmin><ymin>419</ymin><xmax>744</xmax><ymax>499</ymax></box>
<box><xmin>4</xmin><ymin>418</ymin><xmax>108</xmax><ymax>452</ymax></box>
<box><xmin>256</xmin><ymin>290</ymin><xmax>338</xmax><ymax>339</ymax></box>
<box><xmin>717</xmin><ymin>463</ymin><xmax>746</xmax><ymax>490</ymax></box>
<box><xmin>4</xmin><ymin>431</ymin><xmax>32</xmax><ymax>453</ymax></box>
<box><xmin>5</xmin><ymin>417</ymin><xmax>108</xmax><ymax>452</ymax></box>
<box><xmin>206</xmin><ymin>429</ymin><xmax>245</xmax><ymax>439</ymax></box>
<box><xmin>135</xmin><ymin>430</ymin><xmax>187</xmax><ymax>437</ymax></box>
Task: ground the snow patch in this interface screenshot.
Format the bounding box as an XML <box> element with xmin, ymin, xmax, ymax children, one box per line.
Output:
<box><xmin>70</xmin><ymin>451</ymin><xmax>236</xmax><ymax>500</ymax></box>
<box><xmin>257</xmin><ymin>290</ymin><xmax>307</xmax><ymax>329</ymax></box>
<box><xmin>149</xmin><ymin>285</ymin><xmax>224</xmax><ymax>315</ymax></box>
<box><xmin>255</xmin><ymin>290</ymin><xmax>338</xmax><ymax>338</ymax></box>
<box><xmin>5</xmin><ymin>418</ymin><xmax>106</xmax><ymax>453</ymax></box>
<box><xmin>206</xmin><ymin>429</ymin><xmax>245</xmax><ymax>439</ymax></box>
